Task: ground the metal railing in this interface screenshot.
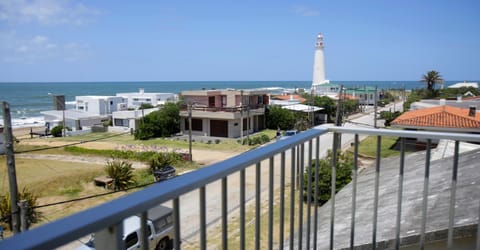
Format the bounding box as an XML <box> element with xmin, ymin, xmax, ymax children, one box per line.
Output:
<box><xmin>1</xmin><ymin>127</ymin><xmax>480</xmax><ymax>249</ymax></box>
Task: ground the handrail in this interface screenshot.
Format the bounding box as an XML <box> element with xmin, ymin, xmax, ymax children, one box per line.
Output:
<box><xmin>0</xmin><ymin>127</ymin><xmax>328</xmax><ymax>249</ymax></box>
<box><xmin>1</xmin><ymin>126</ymin><xmax>479</xmax><ymax>249</ymax></box>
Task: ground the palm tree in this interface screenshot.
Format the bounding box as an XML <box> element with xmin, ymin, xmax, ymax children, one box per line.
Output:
<box><xmin>421</xmin><ymin>70</ymin><xmax>443</xmax><ymax>92</ymax></box>
<box><xmin>105</xmin><ymin>159</ymin><xmax>135</xmax><ymax>190</ymax></box>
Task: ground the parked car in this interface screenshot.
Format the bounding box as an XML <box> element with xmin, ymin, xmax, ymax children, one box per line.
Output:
<box><xmin>77</xmin><ymin>205</ymin><xmax>174</xmax><ymax>250</ymax></box>
<box><xmin>280</xmin><ymin>130</ymin><xmax>299</xmax><ymax>139</ymax></box>
<box><xmin>153</xmin><ymin>166</ymin><xmax>176</xmax><ymax>182</ymax></box>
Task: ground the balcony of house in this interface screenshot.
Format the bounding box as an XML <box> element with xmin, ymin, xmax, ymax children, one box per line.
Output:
<box><xmin>1</xmin><ymin>127</ymin><xmax>480</xmax><ymax>249</ymax></box>
<box><xmin>180</xmin><ymin>104</ymin><xmax>265</xmax><ymax>120</ymax></box>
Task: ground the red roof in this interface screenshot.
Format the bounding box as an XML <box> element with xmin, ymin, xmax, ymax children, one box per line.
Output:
<box><xmin>392</xmin><ymin>105</ymin><xmax>480</xmax><ymax>129</ymax></box>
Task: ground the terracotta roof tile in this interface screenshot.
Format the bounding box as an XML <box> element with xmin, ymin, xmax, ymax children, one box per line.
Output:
<box><xmin>392</xmin><ymin>105</ymin><xmax>480</xmax><ymax>129</ymax></box>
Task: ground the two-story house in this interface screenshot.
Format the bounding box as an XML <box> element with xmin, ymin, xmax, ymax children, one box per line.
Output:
<box><xmin>179</xmin><ymin>89</ymin><xmax>269</xmax><ymax>138</ymax></box>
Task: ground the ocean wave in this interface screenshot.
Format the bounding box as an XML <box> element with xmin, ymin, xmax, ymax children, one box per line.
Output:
<box><xmin>0</xmin><ymin>116</ymin><xmax>45</xmax><ymax>128</ymax></box>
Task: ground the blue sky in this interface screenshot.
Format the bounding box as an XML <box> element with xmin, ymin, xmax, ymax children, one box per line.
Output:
<box><xmin>0</xmin><ymin>0</ymin><xmax>479</xmax><ymax>82</ymax></box>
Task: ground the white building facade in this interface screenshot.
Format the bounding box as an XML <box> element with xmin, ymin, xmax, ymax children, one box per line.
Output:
<box><xmin>311</xmin><ymin>33</ymin><xmax>330</xmax><ymax>95</ymax></box>
<box><xmin>116</xmin><ymin>89</ymin><xmax>177</xmax><ymax>109</ymax></box>
<box><xmin>75</xmin><ymin>96</ymin><xmax>127</xmax><ymax>115</ymax></box>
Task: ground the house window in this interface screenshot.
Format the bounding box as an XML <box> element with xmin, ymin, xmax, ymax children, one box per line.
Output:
<box><xmin>221</xmin><ymin>96</ymin><xmax>227</xmax><ymax>107</ymax></box>
<box><xmin>124</xmin><ymin>232</ymin><xmax>138</xmax><ymax>249</ymax></box>
<box><xmin>209</xmin><ymin>96</ymin><xmax>215</xmax><ymax>107</ymax></box>
<box><xmin>133</xmin><ymin>98</ymin><xmax>139</xmax><ymax>101</ymax></box>
<box><xmin>114</xmin><ymin>119</ymin><xmax>129</xmax><ymax>127</ymax></box>
<box><xmin>258</xmin><ymin>95</ymin><xmax>264</xmax><ymax>104</ymax></box>
<box><xmin>185</xmin><ymin>118</ymin><xmax>203</xmax><ymax>131</ymax></box>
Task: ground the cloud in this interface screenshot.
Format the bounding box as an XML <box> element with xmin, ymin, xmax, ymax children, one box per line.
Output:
<box><xmin>0</xmin><ymin>31</ymin><xmax>92</xmax><ymax>63</ymax></box>
<box><xmin>293</xmin><ymin>5</ymin><xmax>320</xmax><ymax>17</ymax></box>
<box><xmin>0</xmin><ymin>0</ymin><xmax>100</xmax><ymax>25</ymax></box>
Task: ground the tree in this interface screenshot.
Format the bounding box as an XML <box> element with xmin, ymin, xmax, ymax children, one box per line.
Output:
<box><xmin>311</xmin><ymin>95</ymin><xmax>336</xmax><ymax>123</ymax></box>
<box><xmin>421</xmin><ymin>70</ymin><xmax>443</xmax><ymax>92</ymax></box>
<box><xmin>134</xmin><ymin>103</ymin><xmax>180</xmax><ymax>140</ymax></box>
<box><xmin>139</xmin><ymin>103</ymin><xmax>154</xmax><ymax>109</ymax></box>
<box><xmin>303</xmin><ymin>150</ymin><xmax>353</xmax><ymax>204</ymax></box>
<box><xmin>266</xmin><ymin>105</ymin><xmax>296</xmax><ymax>130</ymax></box>
<box><xmin>105</xmin><ymin>159</ymin><xmax>135</xmax><ymax>190</ymax></box>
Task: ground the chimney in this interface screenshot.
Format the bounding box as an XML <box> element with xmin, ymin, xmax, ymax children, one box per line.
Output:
<box><xmin>469</xmin><ymin>106</ymin><xmax>476</xmax><ymax>117</ymax></box>
<box><xmin>439</xmin><ymin>99</ymin><xmax>446</xmax><ymax>106</ymax></box>
<box><xmin>139</xmin><ymin>88</ymin><xmax>144</xmax><ymax>94</ymax></box>
<box><xmin>457</xmin><ymin>95</ymin><xmax>462</xmax><ymax>102</ymax></box>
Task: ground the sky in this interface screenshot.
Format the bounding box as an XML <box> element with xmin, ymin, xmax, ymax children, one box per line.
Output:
<box><xmin>0</xmin><ymin>0</ymin><xmax>479</xmax><ymax>82</ymax></box>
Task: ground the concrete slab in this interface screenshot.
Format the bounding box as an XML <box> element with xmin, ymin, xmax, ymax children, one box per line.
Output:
<box><xmin>295</xmin><ymin>147</ymin><xmax>480</xmax><ymax>249</ymax></box>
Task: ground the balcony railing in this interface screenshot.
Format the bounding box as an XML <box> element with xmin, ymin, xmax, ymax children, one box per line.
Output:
<box><xmin>1</xmin><ymin>127</ymin><xmax>480</xmax><ymax>249</ymax></box>
<box><xmin>180</xmin><ymin>104</ymin><xmax>265</xmax><ymax>113</ymax></box>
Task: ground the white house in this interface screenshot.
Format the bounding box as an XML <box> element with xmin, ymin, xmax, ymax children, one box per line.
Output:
<box><xmin>75</xmin><ymin>96</ymin><xmax>126</xmax><ymax>115</ymax></box>
<box><xmin>112</xmin><ymin>108</ymin><xmax>159</xmax><ymax>130</ymax></box>
<box><xmin>116</xmin><ymin>89</ymin><xmax>178</xmax><ymax>109</ymax></box>
<box><xmin>41</xmin><ymin>109</ymin><xmax>108</xmax><ymax>131</ymax></box>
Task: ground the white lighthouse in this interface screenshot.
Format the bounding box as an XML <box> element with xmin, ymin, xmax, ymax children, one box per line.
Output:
<box><xmin>311</xmin><ymin>33</ymin><xmax>329</xmax><ymax>93</ymax></box>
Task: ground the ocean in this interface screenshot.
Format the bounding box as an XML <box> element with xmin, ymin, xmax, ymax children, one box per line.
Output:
<box><xmin>0</xmin><ymin>80</ymin><xmax>462</xmax><ymax>127</ymax></box>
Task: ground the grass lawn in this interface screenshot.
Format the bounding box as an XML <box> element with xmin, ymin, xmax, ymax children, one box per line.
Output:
<box><xmin>354</xmin><ymin>135</ymin><xmax>401</xmax><ymax>158</ymax></box>
<box><xmin>0</xmin><ymin>157</ymin><xmax>104</xmax><ymax>196</ymax></box>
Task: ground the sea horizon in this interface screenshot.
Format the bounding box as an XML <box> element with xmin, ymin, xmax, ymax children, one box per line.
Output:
<box><xmin>0</xmin><ymin>80</ymin><xmax>476</xmax><ymax>127</ymax></box>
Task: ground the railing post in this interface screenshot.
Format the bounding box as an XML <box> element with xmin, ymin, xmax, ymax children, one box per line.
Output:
<box><xmin>350</xmin><ymin>134</ymin><xmax>359</xmax><ymax>249</ymax></box>
<box><xmin>289</xmin><ymin>146</ymin><xmax>296</xmax><ymax>250</ymax></box>
<box><xmin>330</xmin><ymin>132</ymin><xmax>339</xmax><ymax>250</ymax></box>
<box><xmin>447</xmin><ymin>141</ymin><xmax>460</xmax><ymax>250</ymax></box>
<box><xmin>95</xmin><ymin>223</ymin><xmax>124</xmax><ymax>250</ymax></box>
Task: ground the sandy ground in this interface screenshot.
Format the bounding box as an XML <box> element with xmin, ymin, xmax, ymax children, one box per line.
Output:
<box><xmin>11</xmin><ymin>126</ymin><xmax>238</xmax><ymax>166</ymax></box>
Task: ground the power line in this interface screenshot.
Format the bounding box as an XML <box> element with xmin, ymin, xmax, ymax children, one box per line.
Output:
<box><xmin>14</xmin><ymin>131</ymin><xmax>131</xmax><ymax>154</ymax></box>
<box><xmin>33</xmin><ymin>181</ymin><xmax>156</xmax><ymax>210</ymax></box>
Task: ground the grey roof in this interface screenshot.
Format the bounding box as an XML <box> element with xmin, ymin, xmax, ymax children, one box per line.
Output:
<box><xmin>299</xmin><ymin>146</ymin><xmax>480</xmax><ymax>249</ymax></box>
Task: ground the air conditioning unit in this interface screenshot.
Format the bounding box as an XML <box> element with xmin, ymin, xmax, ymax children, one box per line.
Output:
<box><xmin>117</xmin><ymin>103</ymin><xmax>128</xmax><ymax>111</ymax></box>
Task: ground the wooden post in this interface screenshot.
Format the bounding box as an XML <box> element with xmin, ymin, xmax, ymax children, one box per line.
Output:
<box><xmin>19</xmin><ymin>200</ymin><xmax>28</xmax><ymax>231</ymax></box>
<box><xmin>2</xmin><ymin>101</ymin><xmax>20</xmax><ymax>234</ymax></box>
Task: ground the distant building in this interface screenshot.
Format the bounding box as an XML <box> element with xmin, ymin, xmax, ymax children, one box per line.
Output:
<box><xmin>345</xmin><ymin>86</ymin><xmax>380</xmax><ymax>105</ymax></box>
<box><xmin>410</xmin><ymin>96</ymin><xmax>480</xmax><ymax>111</ymax></box>
<box><xmin>75</xmin><ymin>96</ymin><xmax>126</xmax><ymax>115</ymax></box>
<box><xmin>448</xmin><ymin>81</ymin><xmax>479</xmax><ymax>89</ymax></box>
<box><xmin>41</xmin><ymin>109</ymin><xmax>108</xmax><ymax>131</ymax></box>
<box><xmin>112</xmin><ymin>108</ymin><xmax>159</xmax><ymax>130</ymax></box>
<box><xmin>179</xmin><ymin>89</ymin><xmax>269</xmax><ymax>138</ymax></box>
<box><xmin>116</xmin><ymin>89</ymin><xmax>177</xmax><ymax>109</ymax></box>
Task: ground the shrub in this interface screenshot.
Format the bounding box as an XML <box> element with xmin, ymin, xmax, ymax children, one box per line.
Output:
<box><xmin>303</xmin><ymin>150</ymin><xmax>353</xmax><ymax>205</ymax></box>
<box><xmin>215</xmin><ymin>139</ymin><xmax>221</xmax><ymax>144</ymax></box>
<box><xmin>0</xmin><ymin>187</ymin><xmax>40</xmax><ymax>231</ymax></box>
<box><xmin>50</xmin><ymin>125</ymin><xmax>70</xmax><ymax>137</ymax></box>
<box><xmin>105</xmin><ymin>159</ymin><xmax>135</xmax><ymax>191</ymax></box>
<box><xmin>149</xmin><ymin>153</ymin><xmax>181</xmax><ymax>171</ymax></box>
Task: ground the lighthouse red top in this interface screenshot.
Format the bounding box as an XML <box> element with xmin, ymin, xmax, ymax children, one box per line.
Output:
<box><xmin>315</xmin><ymin>33</ymin><xmax>324</xmax><ymax>48</ymax></box>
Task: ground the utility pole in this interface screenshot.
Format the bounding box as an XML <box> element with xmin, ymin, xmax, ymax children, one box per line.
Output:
<box><xmin>333</xmin><ymin>86</ymin><xmax>343</xmax><ymax>153</ymax></box>
<box><xmin>374</xmin><ymin>86</ymin><xmax>378</xmax><ymax>129</ymax></box>
<box><xmin>188</xmin><ymin>102</ymin><xmax>193</xmax><ymax>163</ymax></box>
<box><xmin>240</xmin><ymin>90</ymin><xmax>244</xmax><ymax>143</ymax></box>
<box><xmin>2</xmin><ymin>102</ymin><xmax>20</xmax><ymax>234</ymax></box>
